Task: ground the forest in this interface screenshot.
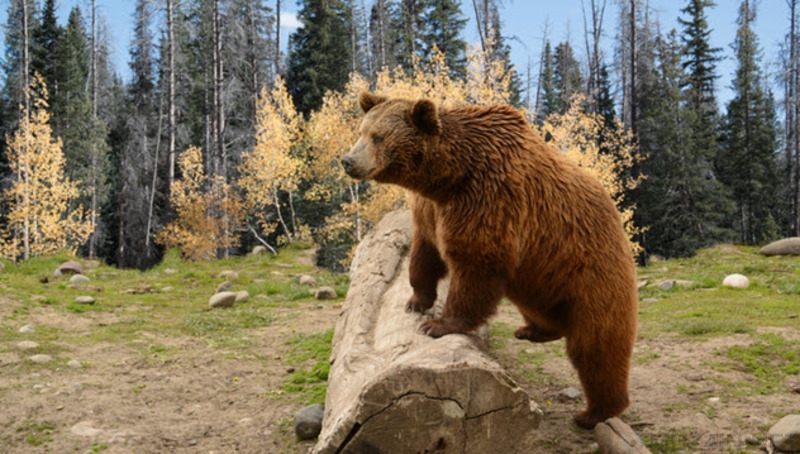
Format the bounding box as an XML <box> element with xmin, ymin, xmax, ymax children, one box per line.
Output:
<box><xmin>0</xmin><ymin>0</ymin><xmax>798</xmax><ymax>270</ymax></box>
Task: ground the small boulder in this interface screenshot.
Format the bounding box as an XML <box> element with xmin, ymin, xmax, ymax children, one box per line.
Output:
<box><xmin>657</xmin><ymin>280</ymin><xmax>674</xmax><ymax>291</ymax></box>
<box><xmin>209</xmin><ymin>292</ymin><xmax>237</xmax><ymax>309</ymax></box>
<box><xmin>29</xmin><ymin>354</ymin><xmax>53</xmax><ymax>364</ymax></box>
<box><xmin>17</xmin><ymin>341</ymin><xmax>39</xmax><ymax>350</ymax></box>
<box><xmin>558</xmin><ymin>386</ymin><xmax>583</xmax><ymax>402</ymax></box>
<box><xmin>722</xmin><ymin>274</ymin><xmax>749</xmax><ymax>289</ymax></box>
<box><xmin>220</xmin><ymin>270</ymin><xmax>239</xmax><ymax>280</ymax></box>
<box><xmin>251</xmin><ymin>245</ymin><xmax>267</xmax><ymax>255</ymax></box>
<box><xmin>235</xmin><ymin>290</ymin><xmax>250</xmax><ymax>303</ymax></box>
<box><xmin>594</xmin><ymin>418</ymin><xmax>651</xmax><ymax>454</ymax></box>
<box><xmin>164</xmin><ymin>268</ymin><xmax>178</xmax><ymax>275</ymax></box>
<box><xmin>67</xmin><ymin>359</ymin><xmax>83</xmax><ymax>369</ymax></box>
<box><xmin>297</xmin><ymin>274</ymin><xmax>318</xmax><ymax>287</ymax></box>
<box><xmin>19</xmin><ymin>324</ymin><xmax>35</xmax><ymax>333</ymax></box>
<box><xmin>58</xmin><ymin>261</ymin><xmax>83</xmax><ymax>275</ymax></box>
<box><xmin>314</xmin><ymin>287</ymin><xmax>338</xmax><ymax>300</ymax></box>
<box><xmin>769</xmin><ymin>414</ymin><xmax>800</xmax><ymax>452</ymax></box>
<box><xmin>760</xmin><ymin>237</ymin><xmax>800</xmax><ymax>256</ymax></box>
<box><xmin>294</xmin><ymin>404</ymin><xmax>324</xmax><ymax>440</ymax></box>
<box><xmin>216</xmin><ymin>281</ymin><xmax>233</xmax><ymax>293</ymax></box>
<box><xmin>70</xmin><ymin>274</ymin><xmax>91</xmax><ymax>284</ymax></box>
<box><xmin>74</xmin><ymin>296</ymin><xmax>96</xmax><ymax>305</ymax></box>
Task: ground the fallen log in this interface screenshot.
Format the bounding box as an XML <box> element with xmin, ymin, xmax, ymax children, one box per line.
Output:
<box><xmin>313</xmin><ymin>210</ymin><xmax>542</xmax><ymax>454</ymax></box>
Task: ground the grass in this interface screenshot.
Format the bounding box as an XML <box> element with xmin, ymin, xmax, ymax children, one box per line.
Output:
<box><xmin>719</xmin><ymin>332</ymin><xmax>800</xmax><ymax>394</ymax></box>
<box><xmin>279</xmin><ymin>329</ymin><xmax>334</xmax><ymax>405</ymax></box>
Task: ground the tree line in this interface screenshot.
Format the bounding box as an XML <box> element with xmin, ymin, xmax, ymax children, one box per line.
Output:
<box><xmin>0</xmin><ymin>0</ymin><xmax>796</xmax><ymax>269</ymax></box>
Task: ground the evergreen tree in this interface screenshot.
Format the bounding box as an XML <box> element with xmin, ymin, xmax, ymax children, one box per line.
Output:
<box><xmin>422</xmin><ymin>0</ymin><xmax>467</xmax><ymax>79</ymax></box>
<box><xmin>717</xmin><ymin>0</ymin><xmax>781</xmax><ymax>244</ymax></box>
<box><xmin>287</xmin><ymin>0</ymin><xmax>352</xmax><ymax>116</ymax></box>
<box><xmin>537</xmin><ymin>40</ymin><xmax>559</xmax><ymax>122</ymax></box>
<box><xmin>553</xmin><ymin>41</ymin><xmax>584</xmax><ymax>113</ymax></box>
<box><xmin>31</xmin><ymin>0</ymin><xmax>61</xmax><ymax>93</ymax></box>
<box><xmin>369</xmin><ymin>0</ymin><xmax>399</xmax><ymax>72</ymax></box>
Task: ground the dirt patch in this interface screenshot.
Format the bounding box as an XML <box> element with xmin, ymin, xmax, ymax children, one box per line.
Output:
<box><xmin>2</xmin><ymin>296</ymin><xmax>798</xmax><ymax>453</ymax></box>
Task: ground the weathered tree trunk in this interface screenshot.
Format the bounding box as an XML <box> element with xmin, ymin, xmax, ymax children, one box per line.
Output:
<box><xmin>314</xmin><ymin>210</ymin><xmax>542</xmax><ymax>454</ymax></box>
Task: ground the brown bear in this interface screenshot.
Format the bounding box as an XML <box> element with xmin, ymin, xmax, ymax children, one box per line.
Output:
<box><xmin>341</xmin><ymin>92</ymin><xmax>638</xmax><ymax>429</ymax></box>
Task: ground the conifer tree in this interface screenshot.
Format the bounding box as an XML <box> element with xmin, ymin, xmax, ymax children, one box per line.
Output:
<box><xmin>422</xmin><ymin>0</ymin><xmax>467</xmax><ymax>79</ymax></box>
<box><xmin>553</xmin><ymin>41</ymin><xmax>584</xmax><ymax>113</ymax></box>
<box><xmin>287</xmin><ymin>0</ymin><xmax>352</xmax><ymax>116</ymax></box>
<box><xmin>718</xmin><ymin>0</ymin><xmax>780</xmax><ymax>244</ymax></box>
<box><xmin>31</xmin><ymin>0</ymin><xmax>60</xmax><ymax>93</ymax></box>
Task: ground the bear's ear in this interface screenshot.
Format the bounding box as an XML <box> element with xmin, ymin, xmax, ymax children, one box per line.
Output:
<box><xmin>410</xmin><ymin>99</ymin><xmax>441</xmax><ymax>136</ymax></box>
<box><xmin>359</xmin><ymin>92</ymin><xmax>387</xmax><ymax>113</ymax></box>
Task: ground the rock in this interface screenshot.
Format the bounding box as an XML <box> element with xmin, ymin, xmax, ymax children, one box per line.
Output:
<box><xmin>722</xmin><ymin>274</ymin><xmax>749</xmax><ymax>289</ymax></box>
<box><xmin>220</xmin><ymin>270</ymin><xmax>239</xmax><ymax>280</ymax></box>
<box><xmin>161</xmin><ymin>286</ymin><xmax>174</xmax><ymax>292</ymax></box>
<box><xmin>642</xmin><ymin>298</ymin><xmax>658</xmax><ymax>304</ymax></box>
<box><xmin>558</xmin><ymin>386</ymin><xmax>583</xmax><ymax>402</ymax></box>
<box><xmin>19</xmin><ymin>324</ymin><xmax>35</xmax><ymax>333</ymax></box>
<box><xmin>675</xmin><ymin>280</ymin><xmax>695</xmax><ymax>287</ymax></box>
<box><xmin>58</xmin><ymin>261</ymin><xmax>83</xmax><ymax>275</ymax></box>
<box><xmin>70</xmin><ymin>422</ymin><xmax>104</xmax><ymax>437</ymax></box>
<box><xmin>74</xmin><ymin>296</ymin><xmax>96</xmax><ymax>305</ymax></box>
<box><xmin>53</xmin><ymin>269</ymin><xmax>62</xmax><ymax>277</ymax></box>
<box><xmin>294</xmin><ymin>404</ymin><xmax>324</xmax><ymax>440</ymax></box>
<box><xmin>769</xmin><ymin>414</ymin><xmax>800</xmax><ymax>452</ymax></box>
<box><xmin>657</xmin><ymin>280</ymin><xmax>674</xmax><ymax>291</ymax></box>
<box><xmin>314</xmin><ymin>286</ymin><xmax>338</xmax><ymax>300</ymax></box>
<box><xmin>70</xmin><ymin>274</ymin><xmax>91</xmax><ymax>284</ymax></box>
<box><xmin>17</xmin><ymin>341</ymin><xmax>39</xmax><ymax>350</ymax></box>
<box><xmin>252</xmin><ymin>245</ymin><xmax>267</xmax><ymax>255</ymax></box>
<box><xmin>744</xmin><ymin>435</ymin><xmax>760</xmax><ymax>445</ymax></box>
<box><xmin>29</xmin><ymin>354</ymin><xmax>53</xmax><ymax>364</ymax></box>
<box><xmin>636</xmin><ymin>280</ymin><xmax>648</xmax><ymax>289</ymax></box>
<box><xmin>235</xmin><ymin>290</ymin><xmax>250</xmax><ymax>303</ymax></box>
<box><xmin>594</xmin><ymin>418</ymin><xmax>651</xmax><ymax>454</ymax></box>
<box><xmin>164</xmin><ymin>268</ymin><xmax>178</xmax><ymax>275</ymax></box>
<box><xmin>760</xmin><ymin>237</ymin><xmax>800</xmax><ymax>256</ymax></box>
<box><xmin>67</xmin><ymin>359</ymin><xmax>83</xmax><ymax>369</ymax></box>
<box><xmin>216</xmin><ymin>281</ymin><xmax>233</xmax><ymax>293</ymax></box>
<box><xmin>209</xmin><ymin>292</ymin><xmax>237</xmax><ymax>309</ymax></box>
<box><xmin>297</xmin><ymin>274</ymin><xmax>318</xmax><ymax>287</ymax></box>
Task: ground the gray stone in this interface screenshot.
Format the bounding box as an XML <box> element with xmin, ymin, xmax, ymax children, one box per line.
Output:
<box><xmin>74</xmin><ymin>296</ymin><xmax>96</xmax><ymax>305</ymax></box>
<box><xmin>558</xmin><ymin>386</ymin><xmax>583</xmax><ymax>402</ymax></box>
<box><xmin>636</xmin><ymin>280</ymin><xmax>648</xmax><ymax>289</ymax></box>
<box><xmin>314</xmin><ymin>286</ymin><xmax>338</xmax><ymax>300</ymax></box>
<box><xmin>297</xmin><ymin>274</ymin><xmax>318</xmax><ymax>287</ymax></box>
<box><xmin>17</xmin><ymin>341</ymin><xmax>39</xmax><ymax>350</ymax></box>
<box><xmin>657</xmin><ymin>280</ymin><xmax>674</xmax><ymax>291</ymax></box>
<box><xmin>642</xmin><ymin>298</ymin><xmax>658</xmax><ymax>304</ymax></box>
<box><xmin>209</xmin><ymin>291</ymin><xmax>237</xmax><ymax>309</ymax></box>
<box><xmin>722</xmin><ymin>274</ymin><xmax>749</xmax><ymax>289</ymax></box>
<box><xmin>219</xmin><ymin>270</ymin><xmax>239</xmax><ymax>280</ymax></box>
<box><xmin>29</xmin><ymin>354</ymin><xmax>53</xmax><ymax>364</ymax></box>
<box><xmin>216</xmin><ymin>281</ymin><xmax>233</xmax><ymax>293</ymax></box>
<box><xmin>235</xmin><ymin>290</ymin><xmax>250</xmax><ymax>303</ymax></box>
<box><xmin>294</xmin><ymin>404</ymin><xmax>324</xmax><ymax>440</ymax></box>
<box><xmin>58</xmin><ymin>261</ymin><xmax>84</xmax><ymax>275</ymax></box>
<box><xmin>53</xmin><ymin>269</ymin><xmax>63</xmax><ymax>277</ymax></box>
<box><xmin>744</xmin><ymin>435</ymin><xmax>760</xmax><ymax>445</ymax></box>
<box><xmin>67</xmin><ymin>359</ymin><xmax>83</xmax><ymax>369</ymax></box>
<box><xmin>251</xmin><ymin>245</ymin><xmax>267</xmax><ymax>255</ymax></box>
<box><xmin>161</xmin><ymin>286</ymin><xmax>174</xmax><ymax>292</ymax></box>
<box><xmin>769</xmin><ymin>414</ymin><xmax>800</xmax><ymax>452</ymax></box>
<box><xmin>164</xmin><ymin>268</ymin><xmax>178</xmax><ymax>275</ymax></box>
<box><xmin>760</xmin><ymin>237</ymin><xmax>800</xmax><ymax>256</ymax></box>
<box><xmin>70</xmin><ymin>274</ymin><xmax>91</xmax><ymax>284</ymax></box>
<box><xmin>19</xmin><ymin>324</ymin><xmax>35</xmax><ymax>333</ymax></box>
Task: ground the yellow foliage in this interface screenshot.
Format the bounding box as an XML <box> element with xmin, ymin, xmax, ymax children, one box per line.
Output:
<box><xmin>239</xmin><ymin>77</ymin><xmax>304</xmax><ymax>242</ymax></box>
<box><xmin>0</xmin><ymin>74</ymin><xmax>95</xmax><ymax>260</ymax></box>
<box><xmin>537</xmin><ymin>94</ymin><xmax>645</xmax><ymax>255</ymax></box>
<box><xmin>155</xmin><ymin>145</ymin><xmax>245</xmax><ymax>261</ymax></box>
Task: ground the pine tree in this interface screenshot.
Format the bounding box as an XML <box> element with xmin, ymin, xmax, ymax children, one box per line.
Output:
<box><xmin>553</xmin><ymin>41</ymin><xmax>584</xmax><ymax>113</ymax></box>
<box><xmin>31</xmin><ymin>0</ymin><xmax>61</xmax><ymax>93</ymax></box>
<box><xmin>422</xmin><ymin>0</ymin><xmax>467</xmax><ymax>79</ymax></box>
<box><xmin>717</xmin><ymin>0</ymin><xmax>780</xmax><ymax>244</ymax></box>
<box><xmin>287</xmin><ymin>0</ymin><xmax>352</xmax><ymax>116</ymax></box>
<box><xmin>537</xmin><ymin>40</ymin><xmax>559</xmax><ymax>122</ymax></box>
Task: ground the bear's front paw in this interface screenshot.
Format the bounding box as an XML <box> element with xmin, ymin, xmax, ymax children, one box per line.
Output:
<box><xmin>406</xmin><ymin>294</ymin><xmax>434</xmax><ymax>313</ymax></box>
<box><xmin>419</xmin><ymin>318</ymin><xmax>464</xmax><ymax>338</ymax></box>
<box><xmin>514</xmin><ymin>324</ymin><xmax>562</xmax><ymax>343</ymax></box>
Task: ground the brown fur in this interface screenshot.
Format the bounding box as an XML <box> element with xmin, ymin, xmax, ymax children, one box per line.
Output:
<box><xmin>342</xmin><ymin>92</ymin><xmax>638</xmax><ymax>429</ymax></box>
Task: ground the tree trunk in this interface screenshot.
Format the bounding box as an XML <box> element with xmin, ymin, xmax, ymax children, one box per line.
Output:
<box><xmin>314</xmin><ymin>210</ymin><xmax>542</xmax><ymax>454</ymax></box>
<box><xmin>167</xmin><ymin>0</ymin><xmax>176</xmax><ymax>192</ymax></box>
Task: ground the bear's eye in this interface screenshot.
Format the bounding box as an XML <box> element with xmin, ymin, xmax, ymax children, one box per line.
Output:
<box><xmin>372</xmin><ymin>135</ymin><xmax>384</xmax><ymax>145</ymax></box>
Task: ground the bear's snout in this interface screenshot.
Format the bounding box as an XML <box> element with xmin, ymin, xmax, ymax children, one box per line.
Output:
<box><xmin>341</xmin><ymin>141</ymin><xmax>375</xmax><ymax>179</ymax></box>
<box><xmin>341</xmin><ymin>155</ymin><xmax>356</xmax><ymax>175</ymax></box>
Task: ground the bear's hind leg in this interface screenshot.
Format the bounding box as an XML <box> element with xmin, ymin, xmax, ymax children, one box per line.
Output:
<box><xmin>514</xmin><ymin>322</ymin><xmax>562</xmax><ymax>343</ymax></box>
<box><xmin>566</xmin><ymin>329</ymin><xmax>632</xmax><ymax>429</ymax></box>
<box><xmin>407</xmin><ymin>236</ymin><xmax>447</xmax><ymax>313</ymax></box>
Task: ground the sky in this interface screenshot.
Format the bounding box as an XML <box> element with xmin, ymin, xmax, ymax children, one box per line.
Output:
<box><xmin>0</xmin><ymin>0</ymin><xmax>789</xmax><ymax>107</ymax></box>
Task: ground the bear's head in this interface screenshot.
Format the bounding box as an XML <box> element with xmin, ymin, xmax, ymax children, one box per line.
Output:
<box><xmin>341</xmin><ymin>92</ymin><xmax>442</xmax><ymax>186</ymax></box>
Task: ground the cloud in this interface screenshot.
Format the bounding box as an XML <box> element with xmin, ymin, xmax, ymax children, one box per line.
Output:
<box><xmin>280</xmin><ymin>12</ymin><xmax>302</xmax><ymax>29</ymax></box>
